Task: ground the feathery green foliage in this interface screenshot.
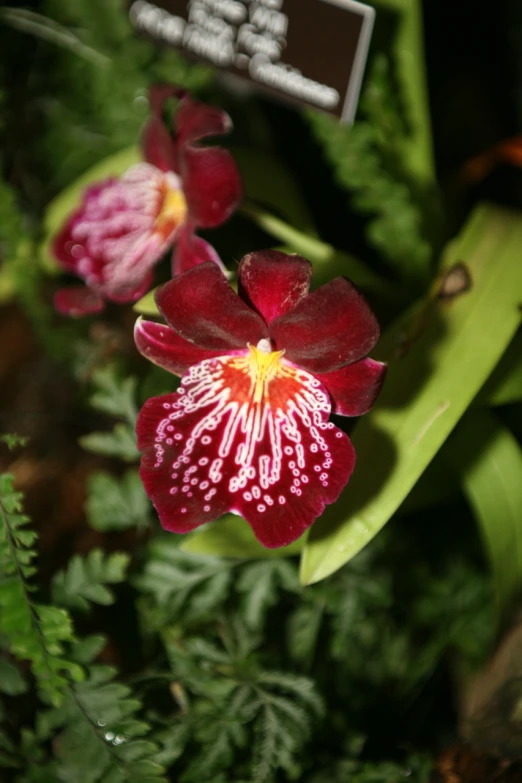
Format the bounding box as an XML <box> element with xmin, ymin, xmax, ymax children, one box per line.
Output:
<box><xmin>307</xmin><ymin>55</ymin><xmax>434</xmax><ymax>286</ymax></box>
<box><xmin>30</xmin><ymin>0</ymin><xmax>212</xmax><ymax>194</ymax></box>
<box><xmin>51</xmin><ymin>549</ymin><xmax>130</xmax><ymax>611</ymax></box>
<box><xmin>130</xmin><ymin>528</ymin><xmax>495</xmax><ymax>780</ymax></box>
<box><xmin>31</xmin><ymin>635</ymin><xmax>167</xmax><ymax>783</ymax></box>
<box><xmin>86</xmin><ymin>470</ymin><xmax>151</xmax><ymax>532</ymax></box>
<box><xmin>0</xmin><ymin>466</ymin><xmax>169</xmax><ymax>780</ymax></box>
<box><xmin>79</xmin><ymin>366</ymin><xmax>140</xmax><ymax>461</ymax></box>
<box><xmin>135</xmin><ymin>538</ymin><xmax>234</xmax><ymax>630</ymax></box>
<box><xmin>0</xmin><ymin>473</ymin><xmax>83</xmax><ymax>704</ymax></box>
<box><xmin>161</xmin><ymin>618</ymin><xmax>323</xmax><ymax>783</ymax></box>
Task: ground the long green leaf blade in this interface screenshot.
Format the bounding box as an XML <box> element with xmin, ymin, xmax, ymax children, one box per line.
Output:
<box><xmin>448</xmin><ymin>410</ymin><xmax>522</xmax><ymax>617</ymax></box>
<box><xmin>300</xmin><ymin>204</ymin><xmax>522</xmax><ymax>585</ymax></box>
<box><xmin>475</xmin><ymin>330</ymin><xmax>522</xmax><ymax>407</ymax></box>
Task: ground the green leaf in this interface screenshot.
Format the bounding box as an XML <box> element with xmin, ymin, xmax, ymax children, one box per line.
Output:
<box><xmin>0</xmin><ymin>472</ymin><xmax>83</xmax><ymax>703</ymax></box>
<box><xmin>0</xmin><ymin>7</ymin><xmax>110</xmax><ymax>66</ymax></box>
<box><xmin>133</xmin><ymin>288</ymin><xmax>160</xmax><ymax>316</ymax></box>
<box><xmin>79</xmin><ymin>423</ymin><xmax>139</xmax><ymax>462</ymax></box>
<box><xmin>89</xmin><ymin>367</ymin><xmax>138</xmax><ymax>425</ymax></box>
<box><xmin>80</xmin><ymin>367</ymin><xmax>140</xmax><ymax>460</ymax></box>
<box><xmin>447</xmin><ymin>410</ymin><xmax>522</xmax><ymax>618</ymax></box>
<box><xmin>180</xmin><ymin>723</ymin><xmax>235</xmax><ymax>783</ymax></box>
<box><xmin>40</xmin><ymin>146</ymin><xmax>140</xmax><ymax>271</ymax></box>
<box><xmin>153</xmin><ymin>724</ymin><xmax>191</xmax><ymax>767</ymax></box>
<box><xmin>286</xmin><ymin>603</ymin><xmax>323</xmax><ymax>668</ymax></box>
<box><xmin>135</xmin><ymin>537</ymin><xmax>232</xmax><ymax>626</ymax></box>
<box><xmin>305</xmin><ymin>44</ymin><xmax>436</xmax><ymax>287</ymax></box>
<box><xmin>300</xmin><ymin>203</ymin><xmax>522</xmax><ymax>585</ymax></box>
<box><xmin>86</xmin><ymin>470</ymin><xmax>150</xmax><ymax>531</ymax></box>
<box><xmin>0</xmin><ymin>433</ymin><xmax>29</xmax><ymax>451</ymax></box>
<box><xmin>0</xmin><ymin>657</ymin><xmax>28</xmax><ymax>695</ymax></box>
<box><xmin>71</xmin><ymin>635</ymin><xmax>107</xmax><ymax>665</ymax></box>
<box><xmin>237</xmin><ymin>561</ymin><xmax>298</xmax><ymax>630</ymax></box>
<box><xmin>475</xmin><ymin>329</ymin><xmax>522</xmax><ymax>407</ymax></box>
<box><xmin>181</xmin><ymin>514</ymin><xmax>304</xmax><ymax>559</ymax></box>
<box><xmin>39</xmin><ymin>663</ymin><xmax>167</xmax><ymax>783</ymax></box>
<box><xmin>52</xmin><ymin>550</ymin><xmax>130</xmax><ymax>611</ymax></box>
<box><xmin>371</xmin><ymin>0</ymin><xmax>435</xmax><ymax>185</ymax></box>
<box><xmin>397</xmin><ymin>452</ymin><xmax>459</xmax><ymax>514</ymax></box>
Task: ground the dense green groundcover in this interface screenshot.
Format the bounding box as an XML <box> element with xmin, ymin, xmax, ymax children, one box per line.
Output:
<box><xmin>1</xmin><ymin>1</ymin><xmax>522</xmax><ymax>781</ymax></box>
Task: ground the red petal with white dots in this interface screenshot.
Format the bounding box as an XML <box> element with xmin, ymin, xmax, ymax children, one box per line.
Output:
<box><xmin>137</xmin><ymin>348</ymin><xmax>355</xmax><ymax>548</ymax></box>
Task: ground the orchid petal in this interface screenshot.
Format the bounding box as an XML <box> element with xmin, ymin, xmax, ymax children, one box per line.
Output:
<box><xmin>181</xmin><ymin>146</ymin><xmax>242</xmax><ymax>228</ymax></box>
<box><xmin>171</xmin><ymin>95</ymin><xmax>241</xmax><ymax>227</ymax></box>
<box><xmin>52</xmin><ymin>180</ymin><xmax>116</xmax><ymax>273</ymax></box>
<box><xmin>141</xmin><ymin>84</ymin><xmax>185</xmax><ymax>173</ymax></box>
<box><xmin>135</xmin><ymin>317</ymin><xmax>240</xmax><ymax>377</ymax></box>
<box><xmin>238</xmin><ymin>250</ymin><xmax>312</xmax><ymax>325</ymax></box>
<box><xmin>141</xmin><ymin>116</ymin><xmax>178</xmax><ymax>173</ymax></box>
<box><xmin>54</xmin><ymin>286</ymin><xmax>105</xmax><ymax>317</ymax></box>
<box><xmin>107</xmin><ymin>270</ymin><xmax>154</xmax><ymax>304</ymax></box>
<box><xmin>137</xmin><ymin>351</ymin><xmax>355</xmax><ymax>548</ymax></box>
<box><xmin>155</xmin><ymin>262</ymin><xmax>267</xmax><ymax>350</ymax></box>
<box><xmin>172</xmin><ymin>225</ymin><xmax>227</xmax><ymax>276</ymax></box>
<box><xmin>174</xmin><ymin>95</ymin><xmax>232</xmax><ymax>148</ymax></box>
<box><xmin>148</xmin><ymin>83</ymin><xmax>186</xmax><ymax>114</ymax></box>
<box><xmin>315</xmin><ymin>358</ymin><xmax>387</xmax><ymax>417</ymax></box>
<box><xmin>269</xmin><ymin>277</ymin><xmax>380</xmax><ymax>374</ymax></box>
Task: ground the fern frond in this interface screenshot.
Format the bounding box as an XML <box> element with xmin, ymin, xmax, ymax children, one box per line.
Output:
<box><xmin>88</xmin><ymin>367</ymin><xmax>138</xmax><ymax>425</ymax></box>
<box><xmin>37</xmin><ymin>663</ymin><xmax>167</xmax><ymax>783</ymax></box>
<box><xmin>236</xmin><ymin>560</ymin><xmax>299</xmax><ymax>631</ymax></box>
<box><xmin>307</xmin><ymin>55</ymin><xmax>434</xmax><ymax>285</ymax></box>
<box><xmin>79</xmin><ymin>366</ymin><xmax>140</xmax><ymax>461</ymax></box>
<box><xmin>0</xmin><ymin>473</ymin><xmax>83</xmax><ymax>704</ymax></box>
<box><xmin>136</xmin><ymin>537</ymin><xmax>233</xmax><ymax>627</ymax></box>
<box><xmin>86</xmin><ymin>470</ymin><xmax>150</xmax><ymax>531</ymax></box>
<box><xmin>79</xmin><ymin>424</ymin><xmax>139</xmax><ymax>462</ymax></box>
<box><xmin>52</xmin><ymin>549</ymin><xmax>130</xmax><ymax>611</ymax></box>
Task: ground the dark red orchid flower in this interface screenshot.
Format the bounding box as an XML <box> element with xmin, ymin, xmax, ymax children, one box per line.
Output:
<box><xmin>135</xmin><ymin>250</ymin><xmax>386</xmax><ymax>549</ymax></box>
<box><xmin>53</xmin><ymin>85</ymin><xmax>242</xmax><ymax>317</ymax></box>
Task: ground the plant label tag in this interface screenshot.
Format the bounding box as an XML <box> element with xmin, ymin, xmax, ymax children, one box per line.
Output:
<box><xmin>128</xmin><ymin>0</ymin><xmax>375</xmax><ymax>123</ymax></box>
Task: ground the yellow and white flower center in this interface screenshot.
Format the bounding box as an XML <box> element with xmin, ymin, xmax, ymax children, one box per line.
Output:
<box><xmin>247</xmin><ymin>340</ymin><xmax>286</xmax><ymax>405</ymax></box>
<box><xmin>154</xmin><ymin>174</ymin><xmax>187</xmax><ymax>238</ymax></box>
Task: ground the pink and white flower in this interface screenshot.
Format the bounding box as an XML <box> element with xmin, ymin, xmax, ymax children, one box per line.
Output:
<box><xmin>53</xmin><ymin>85</ymin><xmax>242</xmax><ymax>316</ymax></box>
<box><xmin>135</xmin><ymin>251</ymin><xmax>386</xmax><ymax>548</ymax></box>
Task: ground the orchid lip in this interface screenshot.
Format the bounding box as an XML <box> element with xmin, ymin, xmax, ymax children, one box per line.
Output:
<box><xmin>138</xmin><ymin>347</ymin><xmax>355</xmax><ymax>547</ymax></box>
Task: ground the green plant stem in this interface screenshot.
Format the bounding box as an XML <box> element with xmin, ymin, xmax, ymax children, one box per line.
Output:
<box><xmin>0</xmin><ymin>7</ymin><xmax>110</xmax><ymax>65</ymax></box>
<box><xmin>240</xmin><ymin>202</ymin><xmax>399</xmax><ymax>298</ymax></box>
